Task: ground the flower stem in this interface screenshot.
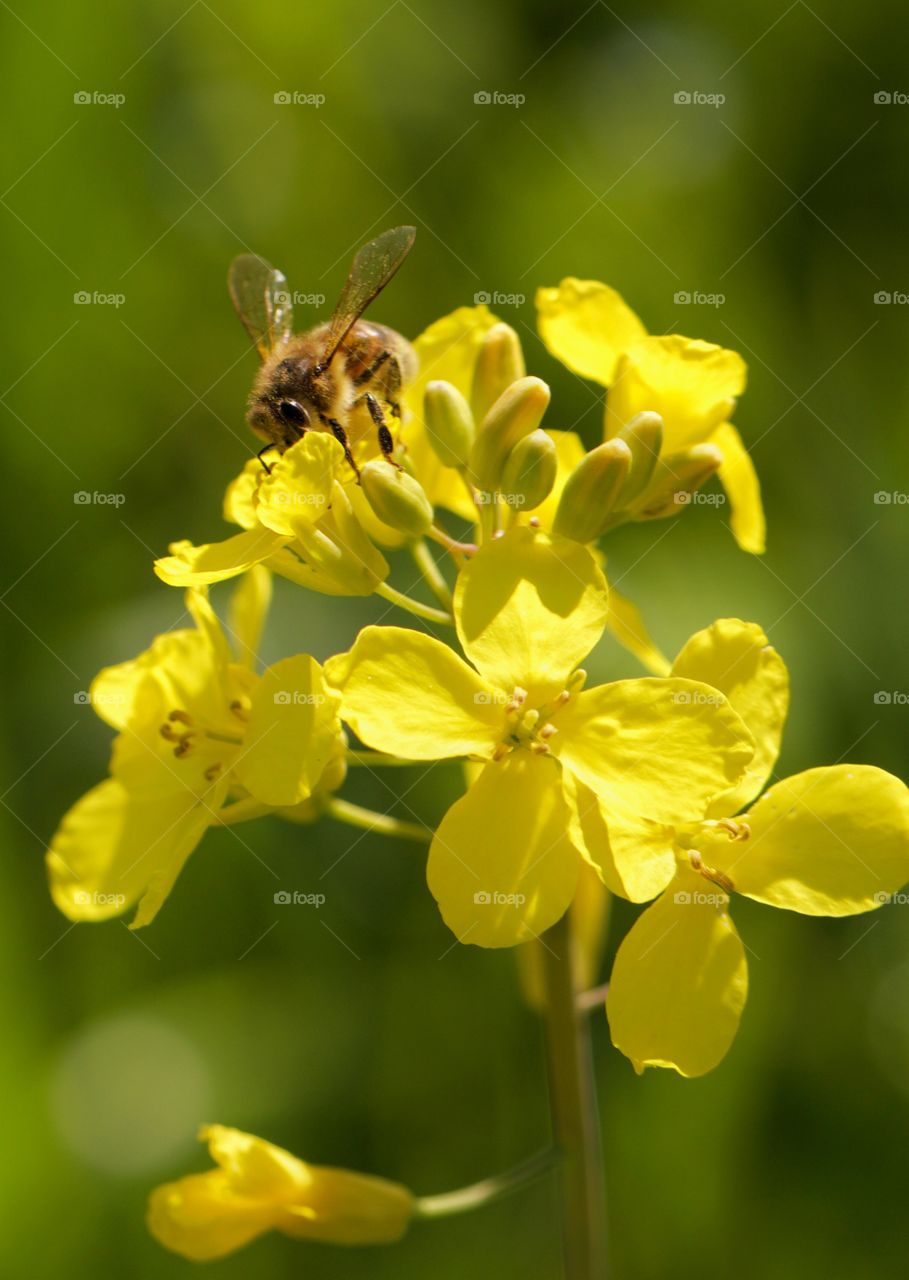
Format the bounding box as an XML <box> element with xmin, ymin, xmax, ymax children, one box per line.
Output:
<box><xmin>541</xmin><ymin>912</ymin><xmax>607</xmax><ymax>1279</ymax></box>
<box><xmin>414</xmin><ymin>1147</ymin><xmax>560</xmax><ymax>1220</ymax></box>
<box><xmin>323</xmin><ymin>796</ymin><xmax>431</xmax><ymax>842</ymax></box>
<box><xmin>410</xmin><ymin>539</ymin><xmax>453</xmax><ymax>609</ymax></box>
<box><xmin>375</xmin><ymin>581</ymin><xmax>453</xmax><ymax>626</ymax></box>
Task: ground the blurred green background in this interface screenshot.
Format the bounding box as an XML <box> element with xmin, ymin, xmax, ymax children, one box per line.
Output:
<box><xmin>3</xmin><ymin>1</ymin><xmax>909</xmax><ymax>1276</ymax></box>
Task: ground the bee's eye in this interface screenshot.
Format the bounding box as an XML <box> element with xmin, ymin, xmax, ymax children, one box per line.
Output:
<box><xmin>278</xmin><ymin>400</ymin><xmax>309</xmax><ymax>427</ymax></box>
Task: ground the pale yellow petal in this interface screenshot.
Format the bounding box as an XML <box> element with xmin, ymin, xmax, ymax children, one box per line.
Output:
<box><xmin>713</xmin><ymin>422</ymin><xmax>766</xmax><ymax>554</ymax></box>
<box><xmin>536</xmin><ymin>279</ymin><xmax>646</xmax><ymax>385</ymax></box>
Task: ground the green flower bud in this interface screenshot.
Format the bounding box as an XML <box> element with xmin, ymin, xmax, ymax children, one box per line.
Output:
<box><xmin>423</xmin><ymin>381</ymin><xmax>475</xmax><ymax>469</ymax></box>
<box><xmin>552</xmin><ymin>439</ymin><xmax>632</xmax><ymax>543</ymax></box>
<box><xmin>614</xmin><ymin>411</ymin><xmax>663</xmax><ymax>506</ymax></box>
<box><xmin>469</xmin><ymin>376</ymin><xmax>551</xmax><ymax>492</ymax></box>
<box><xmin>470</xmin><ymin>322</ymin><xmax>526</xmax><ymax>424</ymax></box>
<box><xmin>500</xmin><ymin>429</ymin><xmax>558</xmax><ymax>512</ymax></box>
<box><xmin>360</xmin><ymin>460</ymin><xmax>434</xmax><ymax>539</ymax></box>
<box><xmin>635</xmin><ymin>443</ymin><xmax>723</xmax><ymax>519</ymax></box>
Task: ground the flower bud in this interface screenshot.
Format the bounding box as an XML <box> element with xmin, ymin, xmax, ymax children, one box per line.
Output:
<box><xmin>613</xmin><ymin>411</ymin><xmax>663</xmax><ymax>506</ymax></box>
<box><xmin>500</xmin><ymin>429</ymin><xmax>558</xmax><ymax>512</ymax></box>
<box><xmin>423</xmin><ymin>380</ymin><xmax>475</xmax><ymax>469</ymax></box>
<box><xmin>552</xmin><ymin>439</ymin><xmax>632</xmax><ymax>543</ymax></box>
<box><xmin>469</xmin><ymin>376</ymin><xmax>551</xmax><ymax>492</ymax></box>
<box><xmin>635</xmin><ymin>442</ymin><xmax>723</xmax><ymax>519</ymax></box>
<box><xmin>360</xmin><ymin>460</ymin><xmax>434</xmax><ymax>539</ymax></box>
<box><xmin>290</xmin><ymin>481</ymin><xmax>389</xmax><ymax>595</ymax></box>
<box><xmin>470</xmin><ymin>322</ymin><xmax>526</xmax><ymax>423</ymax></box>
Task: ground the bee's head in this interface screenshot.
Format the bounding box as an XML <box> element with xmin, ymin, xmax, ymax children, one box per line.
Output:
<box><xmin>249</xmin><ymin>356</ymin><xmax>322</xmax><ymax>450</ymax></box>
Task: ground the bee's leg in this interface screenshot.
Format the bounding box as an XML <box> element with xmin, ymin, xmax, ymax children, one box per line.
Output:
<box><xmin>325</xmin><ymin>417</ymin><xmax>361</xmax><ymax>481</ymax></box>
<box><xmin>364</xmin><ymin>392</ymin><xmax>402</xmax><ymax>469</ymax></box>
<box><xmin>256</xmin><ymin>444</ymin><xmax>275</xmax><ymax>474</ymax></box>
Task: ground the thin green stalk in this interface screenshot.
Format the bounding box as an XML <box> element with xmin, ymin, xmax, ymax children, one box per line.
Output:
<box><xmin>323</xmin><ymin>796</ymin><xmax>431</xmax><ymax>842</ymax></box>
<box><xmin>414</xmin><ymin>1147</ymin><xmax>560</xmax><ymax>1220</ymax></box>
<box><xmin>410</xmin><ymin>539</ymin><xmax>453</xmax><ymax>609</ymax></box>
<box><xmin>541</xmin><ymin>913</ymin><xmax>607</xmax><ymax>1280</ymax></box>
<box><xmin>375</xmin><ymin>581</ymin><xmax>453</xmax><ymax>626</ymax></box>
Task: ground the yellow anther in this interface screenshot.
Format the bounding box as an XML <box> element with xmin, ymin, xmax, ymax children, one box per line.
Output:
<box><xmin>230</xmin><ymin>699</ymin><xmax>251</xmax><ymax>722</ymax></box>
<box><xmin>539</xmin><ymin>723</ymin><xmax>558</xmax><ymax>740</ymax></box>
<box><xmin>531</xmin><ymin>742</ymin><xmax>551</xmax><ymax>755</ymax></box>
<box><xmin>168</xmin><ymin>709</ymin><xmax>194</xmax><ymax>726</ymax></box>
<box><xmin>492</xmin><ymin>742</ymin><xmax>512</xmax><ymax>761</ymax></box>
<box><xmin>204</xmin><ymin>763</ymin><xmax>223</xmax><ymax>781</ymax></box>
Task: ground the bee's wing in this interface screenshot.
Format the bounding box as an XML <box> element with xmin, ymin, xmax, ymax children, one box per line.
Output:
<box><xmin>228</xmin><ymin>254</ymin><xmax>293</xmax><ymax>360</ymax></box>
<box><xmin>321</xmin><ymin>226</ymin><xmax>415</xmax><ymax>364</ymax></box>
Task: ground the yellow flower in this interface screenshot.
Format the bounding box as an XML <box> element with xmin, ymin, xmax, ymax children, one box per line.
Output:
<box><xmin>537</xmin><ymin>278</ymin><xmax>765</xmax><ymax>553</ymax></box>
<box><xmin>587</xmin><ymin>618</ymin><xmax>909</xmax><ymax>1076</ymax></box>
<box><xmin>148</xmin><ymin>1125</ymin><xmax>414</xmax><ymax>1261</ymax></box>
<box><xmin>46</xmin><ymin>570</ymin><xmax>343</xmax><ymax>928</ymax></box>
<box><xmin>325</xmin><ymin>527</ymin><xmax>754</xmax><ymax>948</ymax></box>
<box><xmin>155</xmin><ymin>432</ymin><xmax>390</xmax><ymax>595</ymax></box>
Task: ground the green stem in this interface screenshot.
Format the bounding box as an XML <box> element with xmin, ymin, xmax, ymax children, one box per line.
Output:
<box><xmin>345</xmin><ymin>749</ymin><xmax>419</xmax><ymax>768</ymax></box>
<box><xmin>541</xmin><ymin>913</ymin><xmax>607</xmax><ymax>1280</ymax></box>
<box><xmin>410</xmin><ymin>539</ymin><xmax>453</xmax><ymax>609</ymax></box>
<box><xmin>414</xmin><ymin>1147</ymin><xmax>560</xmax><ymax>1220</ymax></box>
<box><xmin>375</xmin><ymin>581</ymin><xmax>453</xmax><ymax>626</ymax></box>
<box><xmin>323</xmin><ymin>796</ymin><xmax>431</xmax><ymax>842</ymax></box>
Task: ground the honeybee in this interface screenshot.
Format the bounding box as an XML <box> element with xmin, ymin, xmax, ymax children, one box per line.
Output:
<box><xmin>228</xmin><ymin>225</ymin><xmax>418</xmax><ymax>477</ymax></box>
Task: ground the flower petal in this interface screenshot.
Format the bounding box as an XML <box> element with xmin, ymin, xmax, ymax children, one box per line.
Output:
<box><xmin>229</xmin><ymin>566</ymin><xmax>272</xmax><ymax>668</ymax></box>
<box><xmin>565</xmin><ymin>773</ymin><xmax>676</xmax><ymax>902</ymax></box>
<box><xmin>255</xmin><ymin>433</ymin><xmax>341</xmax><ymax>535</ymax></box>
<box><xmin>324</xmin><ymin>625</ymin><xmax>503</xmax><ymax>760</ymax></box>
<box><xmin>606</xmin><ymin>336</ymin><xmax>747</xmax><ymax>453</ymax></box>
<box><xmin>155</xmin><ymin>529</ymin><xmax>286</xmax><ymax>587</ymax></box>
<box><xmin>672</xmin><ymin>618</ymin><xmax>789</xmax><ymax>815</ymax></box>
<box><xmin>607</xmin><ymin>870</ymin><xmax>748</xmax><ymax>1076</ymax></box>
<box><xmin>233</xmin><ymin>656</ymin><xmax>342</xmax><ymax>807</ymax></box>
<box><xmin>713</xmin><ymin>422</ymin><xmax>765</xmax><ymax>554</ymax></box>
<box><xmin>536</xmin><ymin>279</ymin><xmax>646</xmax><ymax>386</ymax></box>
<box><xmin>604</xmin><ymin>581</ymin><xmax>670</xmax><ymax>676</ymax></box>
<box><xmin>427</xmin><ymin>752</ymin><xmax>580</xmax><ymax>947</ymax></box>
<box><xmin>223</xmin><ymin>459</ymin><xmax>264</xmax><ymax>529</ymax></box>
<box><xmin>47</xmin><ymin>774</ymin><xmax>224</xmax><ymax>926</ymax></box>
<box><xmin>733</xmin><ymin>765</ymin><xmax>909</xmax><ymax>915</ymax></box>
<box><xmin>555</xmin><ymin>677</ymin><xmax>754</xmax><ymax>823</ymax></box>
<box><xmin>454</xmin><ymin>526</ymin><xmax>609</xmax><ymax>700</ymax></box>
